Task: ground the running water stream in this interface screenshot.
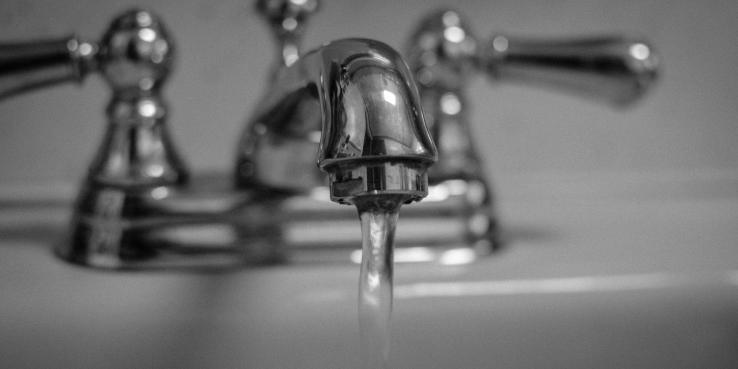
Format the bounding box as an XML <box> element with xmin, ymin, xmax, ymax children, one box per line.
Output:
<box><xmin>354</xmin><ymin>195</ymin><xmax>407</xmax><ymax>369</ymax></box>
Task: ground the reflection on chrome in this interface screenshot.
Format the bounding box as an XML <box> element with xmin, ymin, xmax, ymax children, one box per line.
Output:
<box><xmin>438</xmin><ymin>248</ymin><xmax>477</xmax><ymax>265</ymax></box>
<box><xmin>150</xmin><ymin>186</ymin><xmax>170</xmax><ymax>200</ymax></box>
<box><xmin>235</xmin><ymin>37</ymin><xmax>436</xmax><ymax>203</ymax></box>
<box><xmin>351</xmin><ymin>246</ymin><xmax>478</xmax><ymax>265</ymax></box>
<box><xmin>382</xmin><ymin>90</ymin><xmax>398</xmax><ymax>106</ymax></box>
<box><xmin>629</xmin><ymin>43</ymin><xmax>652</xmax><ymax>61</ymax></box>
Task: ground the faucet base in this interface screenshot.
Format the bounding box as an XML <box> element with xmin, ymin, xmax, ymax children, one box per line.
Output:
<box><xmin>286</xmin><ymin>178</ymin><xmax>499</xmax><ymax>259</ymax></box>
<box><xmin>55</xmin><ymin>175</ymin><xmax>500</xmax><ymax>269</ymax></box>
<box><xmin>55</xmin><ymin>177</ymin><xmax>285</xmax><ymax>270</ymax></box>
<box><xmin>163</xmin><ymin>178</ymin><xmax>501</xmax><ymax>265</ymax></box>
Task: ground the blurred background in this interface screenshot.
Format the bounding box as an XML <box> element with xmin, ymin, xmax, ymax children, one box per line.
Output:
<box><xmin>1</xmin><ymin>0</ymin><xmax>736</xmax><ymax>189</ymax></box>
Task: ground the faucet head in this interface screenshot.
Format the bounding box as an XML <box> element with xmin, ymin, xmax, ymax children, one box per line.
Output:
<box><xmin>315</xmin><ymin>41</ymin><xmax>437</xmax><ymax>205</ymax></box>
<box><xmin>238</xmin><ymin>39</ymin><xmax>437</xmax><ymax>206</ymax></box>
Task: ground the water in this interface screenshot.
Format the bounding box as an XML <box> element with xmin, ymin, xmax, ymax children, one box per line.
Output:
<box><xmin>355</xmin><ymin>195</ymin><xmax>406</xmax><ymax>369</ymax></box>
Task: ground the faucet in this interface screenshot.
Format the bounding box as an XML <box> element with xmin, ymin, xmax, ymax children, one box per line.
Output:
<box><xmin>235</xmin><ymin>38</ymin><xmax>436</xmax><ymax>205</ymax></box>
<box><xmin>232</xmin><ymin>3</ymin><xmax>659</xmax><ymax>262</ymax></box>
<box><xmin>0</xmin><ymin>4</ymin><xmax>437</xmax><ymax>269</ymax></box>
<box><xmin>0</xmin><ymin>3</ymin><xmax>659</xmax><ymax>269</ymax></box>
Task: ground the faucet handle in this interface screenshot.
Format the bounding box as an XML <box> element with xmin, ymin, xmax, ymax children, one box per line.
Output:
<box><xmin>57</xmin><ymin>9</ymin><xmax>188</xmax><ymax>268</ymax></box>
<box><xmin>0</xmin><ymin>8</ymin><xmax>174</xmax><ymax>100</ymax></box>
<box><xmin>407</xmin><ymin>8</ymin><xmax>659</xmax><ymax>107</ymax></box>
<box><xmin>256</xmin><ymin>0</ymin><xmax>320</xmax><ymax>67</ymax></box>
<box><xmin>0</xmin><ymin>36</ymin><xmax>98</xmax><ymax>99</ymax></box>
<box><xmin>0</xmin><ymin>9</ymin><xmax>185</xmax><ymax>187</ymax></box>
<box><xmin>88</xmin><ymin>9</ymin><xmax>186</xmax><ymax>187</ymax></box>
<box><xmin>480</xmin><ymin>34</ymin><xmax>659</xmax><ymax>107</ymax></box>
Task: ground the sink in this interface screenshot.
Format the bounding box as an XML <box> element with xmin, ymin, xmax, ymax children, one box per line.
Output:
<box><xmin>1</xmin><ymin>171</ymin><xmax>737</xmax><ymax>368</ymax></box>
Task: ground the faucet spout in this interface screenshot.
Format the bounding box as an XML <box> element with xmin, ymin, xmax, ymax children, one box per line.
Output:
<box><xmin>236</xmin><ymin>38</ymin><xmax>437</xmax><ymax>205</ymax></box>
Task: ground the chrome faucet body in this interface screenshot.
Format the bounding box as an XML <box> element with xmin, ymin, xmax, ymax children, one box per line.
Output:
<box><xmin>0</xmin><ymin>4</ymin><xmax>438</xmax><ymax>268</ymax></box>
<box><xmin>0</xmin><ymin>9</ymin><xmax>189</xmax><ymax>267</ymax></box>
<box><xmin>235</xmin><ymin>38</ymin><xmax>436</xmax><ymax>205</ymax></box>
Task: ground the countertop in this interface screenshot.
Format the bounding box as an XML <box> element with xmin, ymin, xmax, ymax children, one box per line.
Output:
<box><xmin>1</xmin><ymin>171</ymin><xmax>737</xmax><ymax>368</ymax></box>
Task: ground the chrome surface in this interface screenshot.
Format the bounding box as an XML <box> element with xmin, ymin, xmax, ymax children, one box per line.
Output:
<box><xmin>236</xmin><ymin>38</ymin><xmax>436</xmax><ymax>204</ymax></box>
<box><xmin>241</xmin><ymin>0</ymin><xmax>436</xmax><ymax>205</ymax></box>
<box><xmin>62</xmin><ymin>9</ymin><xmax>189</xmax><ymax>268</ymax></box>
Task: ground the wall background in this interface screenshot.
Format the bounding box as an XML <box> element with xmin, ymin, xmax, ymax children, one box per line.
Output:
<box><xmin>1</xmin><ymin>0</ymin><xmax>736</xmax><ymax>186</ymax></box>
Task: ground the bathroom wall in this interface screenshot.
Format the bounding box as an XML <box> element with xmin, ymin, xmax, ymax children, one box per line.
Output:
<box><xmin>1</xmin><ymin>0</ymin><xmax>736</xmax><ymax>187</ymax></box>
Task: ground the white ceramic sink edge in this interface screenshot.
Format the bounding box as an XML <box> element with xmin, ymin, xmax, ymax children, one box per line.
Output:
<box><xmin>1</xmin><ymin>170</ymin><xmax>737</xmax><ymax>368</ymax></box>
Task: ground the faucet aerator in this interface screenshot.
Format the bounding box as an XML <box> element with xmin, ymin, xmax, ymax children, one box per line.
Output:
<box><xmin>324</xmin><ymin>160</ymin><xmax>431</xmax><ymax>206</ymax></box>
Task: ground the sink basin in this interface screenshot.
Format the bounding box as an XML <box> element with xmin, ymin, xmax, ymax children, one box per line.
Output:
<box><xmin>1</xmin><ymin>171</ymin><xmax>737</xmax><ymax>368</ymax></box>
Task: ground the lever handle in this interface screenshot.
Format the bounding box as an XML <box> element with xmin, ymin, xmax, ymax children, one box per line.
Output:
<box><xmin>406</xmin><ymin>8</ymin><xmax>660</xmax><ymax>215</ymax></box>
<box><xmin>0</xmin><ymin>36</ymin><xmax>97</xmax><ymax>99</ymax></box>
<box><xmin>255</xmin><ymin>0</ymin><xmax>319</xmax><ymax>68</ymax></box>
<box><xmin>407</xmin><ymin>9</ymin><xmax>659</xmax><ymax>107</ymax></box>
<box><xmin>481</xmin><ymin>35</ymin><xmax>659</xmax><ymax>107</ymax></box>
